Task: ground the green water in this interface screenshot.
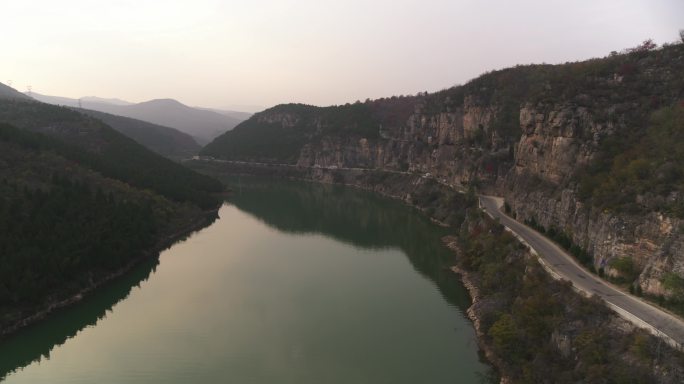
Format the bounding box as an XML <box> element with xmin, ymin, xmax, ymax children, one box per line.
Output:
<box><xmin>0</xmin><ymin>179</ymin><xmax>493</xmax><ymax>383</ymax></box>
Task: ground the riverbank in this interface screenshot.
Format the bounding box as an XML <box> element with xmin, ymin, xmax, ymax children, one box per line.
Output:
<box><xmin>0</xmin><ymin>206</ymin><xmax>219</xmax><ymax>339</ymax></box>
<box><xmin>443</xmin><ymin>236</ymin><xmax>511</xmax><ymax>384</ymax></box>
<box><xmin>189</xmin><ymin>161</ymin><xmax>684</xmax><ymax>383</ymax></box>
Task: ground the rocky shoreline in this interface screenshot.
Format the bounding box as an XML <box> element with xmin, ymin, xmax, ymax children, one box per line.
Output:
<box><xmin>442</xmin><ymin>236</ymin><xmax>511</xmax><ymax>384</ymax></box>
<box><xmin>0</xmin><ymin>207</ymin><xmax>219</xmax><ymax>339</ymax></box>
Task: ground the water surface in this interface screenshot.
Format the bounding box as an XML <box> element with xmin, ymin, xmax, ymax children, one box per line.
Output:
<box><xmin>0</xmin><ymin>179</ymin><xmax>493</xmax><ymax>383</ymax></box>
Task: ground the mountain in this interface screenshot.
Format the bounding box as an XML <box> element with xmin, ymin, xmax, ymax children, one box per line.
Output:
<box><xmin>27</xmin><ymin>92</ymin><xmax>202</xmax><ymax>159</ymax></box>
<box><xmin>0</xmin><ymin>83</ymin><xmax>31</xmax><ymax>101</ymax></box>
<box><xmin>28</xmin><ymin>93</ymin><xmax>136</xmax><ymax>108</ymax></box>
<box><xmin>202</xmin><ymin>102</ymin><xmax>378</xmax><ymax>163</ymax></box>
<box><xmin>90</xmin><ymin>99</ymin><xmax>244</xmax><ymax>145</ymax></box>
<box><xmin>74</xmin><ymin>108</ymin><xmax>200</xmax><ymax>160</ymax></box>
<box><xmin>0</xmin><ymin>95</ymin><xmax>223</xmax><ymax>334</ymax></box>
<box><xmin>28</xmin><ymin>92</ymin><xmax>84</xmax><ymax>107</ymax></box>
<box><xmin>29</xmin><ymin>93</ymin><xmax>248</xmax><ymax>145</ymax></box>
<box><xmin>202</xmin><ymin>42</ymin><xmax>684</xmax><ymax>300</ymax></box>
<box><xmin>0</xmin><ymin>97</ymin><xmax>222</xmax><ymax>208</ymax></box>
<box><xmin>194</xmin><ymin>106</ymin><xmax>253</xmax><ymax>121</ymax></box>
<box><xmin>81</xmin><ymin>96</ymin><xmax>132</xmax><ymax>105</ymax></box>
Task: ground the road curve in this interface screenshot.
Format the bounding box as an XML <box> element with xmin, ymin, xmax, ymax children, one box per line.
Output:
<box><xmin>480</xmin><ymin>195</ymin><xmax>684</xmax><ymax>348</ymax></box>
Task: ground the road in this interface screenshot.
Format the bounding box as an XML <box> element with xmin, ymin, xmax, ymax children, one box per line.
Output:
<box><xmin>480</xmin><ymin>195</ymin><xmax>684</xmax><ymax>348</ymax></box>
<box><xmin>188</xmin><ymin>157</ymin><xmax>412</xmax><ymax>175</ymax></box>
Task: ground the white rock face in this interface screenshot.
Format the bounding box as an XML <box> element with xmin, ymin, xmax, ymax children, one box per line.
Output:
<box><xmin>265</xmin><ymin>88</ymin><xmax>684</xmax><ymax>297</ymax></box>
<box><xmin>508</xmin><ymin>103</ymin><xmax>682</xmax><ymax>296</ymax></box>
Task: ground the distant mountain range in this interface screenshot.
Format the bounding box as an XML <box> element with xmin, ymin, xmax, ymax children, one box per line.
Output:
<box><xmin>28</xmin><ymin>92</ymin><xmax>251</xmax><ymax>145</ymax></box>
<box><xmin>194</xmin><ymin>107</ymin><xmax>253</xmax><ymax>121</ymax></box>
<box><xmin>74</xmin><ymin>108</ymin><xmax>201</xmax><ymax>160</ymax></box>
<box><xmin>0</xmin><ymin>84</ymin><xmax>200</xmax><ymax>160</ymax></box>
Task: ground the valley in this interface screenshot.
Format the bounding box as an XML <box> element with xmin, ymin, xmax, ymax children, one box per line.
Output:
<box><xmin>1</xmin><ymin>13</ymin><xmax>683</xmax><ymax>383</ymax></box>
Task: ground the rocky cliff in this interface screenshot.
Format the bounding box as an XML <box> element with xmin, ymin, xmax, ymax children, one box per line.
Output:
<box><xmin>202</xmin><ymin>42</ymin><xmax>684</xmax><ymax>297</ymax></box>
<box><xmin>506</xmin><ymin>100</ymin><xmax>684</xmax><ymax>296</ymax></box>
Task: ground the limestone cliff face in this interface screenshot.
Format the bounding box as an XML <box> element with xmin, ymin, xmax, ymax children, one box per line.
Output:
<box><xmin>506</xmin><ymin>177</ymin><xmax>684</xmax><ymax>296</ymax></box>
<box><xmin>252</xmin><ymin>93</ymin><xmax>683</xmax><ymax>295</ymax></box>
<box><xmin>296</xmin><ymin>100</ymin><xmax>511</xmax><ymax>189</ymax></box>
<box><xmin>287</xmin><ymin>103</ymin><xmax>680</xmax><ymax>294</ymax></box>
<box><xmin>462</xmin><ymin>95</ymin><xmax>499</xmax><ymax>139</ymax></box>
<box><xmin>506</xmin><ymin>101</ymin><xmax>684</xmax><ymax>295</ymax></box>
<box><xmin>514</xmin><ymin>104</ymin><xmax>603</xmax><ymax>184</ymax></box>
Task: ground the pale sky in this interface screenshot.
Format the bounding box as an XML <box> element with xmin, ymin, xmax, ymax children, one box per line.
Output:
<box><xmin>1</xmin><ymin>0</ymin><xmax>682</xmax><ymax>112</ymax></box>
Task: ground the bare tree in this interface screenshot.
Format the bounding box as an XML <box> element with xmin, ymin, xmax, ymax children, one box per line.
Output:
<box><xmin>680</xmin><ymin>29</ymin><xmax>684</xmax><ymax>43</ymax></box>
<box><xmin>624</xmin><ymin>39</ymin><xmax>657</xmax><ymax>54</ymax></box>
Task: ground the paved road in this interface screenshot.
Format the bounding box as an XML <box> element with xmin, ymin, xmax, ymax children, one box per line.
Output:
<box><xmin>188</xmin><ymin>158</ymin><xmax>412</xmax><ymax>175</ymax></box>
<box><xmin>480</xmin><ymin>195</ymin><xmax>684</xmax><ymax>348</ymax></box>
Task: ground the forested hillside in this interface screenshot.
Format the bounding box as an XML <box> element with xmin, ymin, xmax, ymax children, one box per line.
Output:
<box><xmin>0</xmin><ymin>97</ymin><xmax>224</xmax><ymax>335</ymax></box>
<box><xmin>0</xmin><ymin>99</ymin><xmax>222</xmax><ymax>209</ymax></box>
<box><xmin>74</xmin><ymin>108</ymin><xmax>201</xmax><ymax>160</ymax></box>
<box><xmin>202</xmin><ymin>103</ymin><xmax>378</xmax><ymax>163</ymax></box>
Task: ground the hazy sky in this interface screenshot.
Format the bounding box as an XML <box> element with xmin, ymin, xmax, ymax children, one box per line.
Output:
<box><xmin>1</xmin><ymin>0</ymin><xmax>682</xmax><ymax>111</ymax></box>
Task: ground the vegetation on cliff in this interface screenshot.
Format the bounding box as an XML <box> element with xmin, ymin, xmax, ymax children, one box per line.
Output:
<box><xmin>579</xmin><ymin>103</ymin><xmax>684</xmax><ymax>218</ymax></box>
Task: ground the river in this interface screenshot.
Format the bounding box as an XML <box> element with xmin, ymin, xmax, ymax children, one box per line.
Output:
<box><xmin>0</xmin><ymin>178</ymin><xmax>493</xmax><ymax>383</ymax></box>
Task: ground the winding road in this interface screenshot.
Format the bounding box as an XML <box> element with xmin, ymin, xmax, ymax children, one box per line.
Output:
<box><xmin>480</xmin><ymin>195</ymin><xmax>684</xmax><ymax>349</ymax></box>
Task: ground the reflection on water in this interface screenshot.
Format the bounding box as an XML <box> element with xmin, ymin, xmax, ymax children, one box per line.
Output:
<box><xmin>227</xmin><ymin>177</ymin><xmax>472</xmax><ymax>309</ymax></box>
<box><xmin>0</xmin><ymin>258</ymin><xmax>158</xmax><ymax>380</ymax></box>
<box><xmin>0</xmin><ymin>176</ymin><xmax>493</xmax><ymax>383</ymax></box>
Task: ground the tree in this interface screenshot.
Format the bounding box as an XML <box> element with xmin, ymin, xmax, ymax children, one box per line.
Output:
<box><xmin>680</xmin><ymin>29</ymin><xmax>684</xmax><ymax>43</ymax></box>
<box><xmin>609</xmin><ymin>257</ymin><xmax>637</xmax><ymax>281</ymax></box>
<box><xmin>627</xmin><ymin>39</ymin><xmax>657</xmax><ymax>53</ymax></box>
<box><xmin>662</xmin><ymin>272</ymin><xmax>684</xmax><ymax>300</ymax></box>
<box><xmin>489</xmin><ymin>313</ymin><xmax>519</xmax><ymax>357</ymax></box>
